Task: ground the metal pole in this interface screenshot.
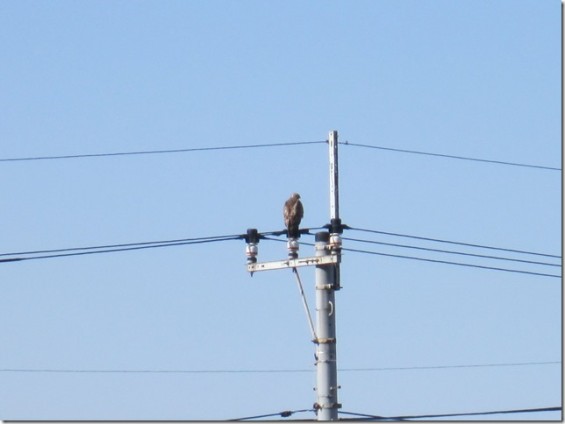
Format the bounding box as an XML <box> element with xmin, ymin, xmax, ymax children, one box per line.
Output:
<box><xmin>328</xmin><ymin>131</ymin><xmax>342</xmax><ymax>290</ymax></box>
<box><xmin>314</xmin><ymin>231</ymin><xmax>340</xmax><ymax>421</ymax></box>
<box><xmin>329</xmin><ymin>130</ymin><xmax>339</xmax><ymax>223</ymax></box>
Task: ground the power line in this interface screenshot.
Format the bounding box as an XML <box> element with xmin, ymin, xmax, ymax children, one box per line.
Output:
<box><xmin>231</xmin><ymin>406</ymin><xmax>562</xmax><ymax>421</ymax></box>
<box><xmin>0</xmin><ymin>228</ymin><xmax>328</xmax><ymax>264</ymax></box>
<box><xmin>0</xmin><ymin>368</ymin><xmax>309</xmax><ymax>374</ymax></box>
<box><xmin>340</xmin><ymin>361</ymin><xmax>561</xmax><ymax>373</ymax></box>
<box><xmin>262</xmin><ymin>236</ymin><xmax>561</xmax><ymax>278</ymax></box>
<box><xmin>229</xmin><ymin>408</ymin><xmax>315</xmax><ymax>421</ymax></box>
<box><xmin>0</xmin><ymin>234</ymin><xmax>243</xmax><ymax>258</ymax></box>
<box><xmin>347</xmin><ymin>226</ymin><xmax>561</xmax><ymax>259</ymax></box>
<box><xmin>259</xmin><ymin>226</ymin><xmax>326</xmax><ymax>238</ymax></box>
<box><xmin>1</xmin><ymin>361</ymin><xmax>558</xmax><ymax>375</ymax></box>
<box><xmin>0</xmin><ymin>229</ymin><xmax>325</xmax><ymax>263</ymax></box>
<box><xmin>342</xmin><ymin>236</ymin><xmax>561</xmax><ymax>268</ymax></box>
<box><xmin>342</xmin><ymin>246</ymin><xmax>561</xmax><ymax>279</ymax></box>
<box><xmin>8</xmin><ymin>139</ymin><xmax>557</xmax><ymax>171</ymax></box>
<box><xmin>0</xmin><ymin>235</ymin><xmax>242</xmax><ymax>263</ymax></box>
<box><xmin>340</xmin><ymin>141</ymin><xmax>561</xmax><ymax>171</ymax></box>
<box><xmin>338</xmin><ymin>406</ymin><xmax>562</xmax><ymax>421</ymax></box>
<box><xmin>0</xmin><ymin>140</ymin><xmax>327</xmax><ymax>163</ymax></box>
<box><xmin>2</xmin><ymin>225</ymin><xmax>559</xmax><ymax>277</ymax></box>
<box><xmin>270</xmin><ymin>226</ymin><xmax>561</xmax><ymax>260</ymax></box>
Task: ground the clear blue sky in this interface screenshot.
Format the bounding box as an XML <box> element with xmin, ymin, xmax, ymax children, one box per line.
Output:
<box><xmin>0</xmin><ymin>0</ymin><xmax>561</xmax><ymax>420</ymax></box>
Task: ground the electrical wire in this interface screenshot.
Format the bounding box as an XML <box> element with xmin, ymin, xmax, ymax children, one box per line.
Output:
<box><xmin>1</xmin><ymin>361</ymin><xmax>558</xmax><ymax>375</ymax></box>
<box><xmin>0</xmin><ymin>234</ymin><xmax>243</xmax><ymax>258</ymax></box>
<box><xmin>267</xmin><ymin>226</ymin><xmax>561</xmax><ymax>261</ymax></box>
<box><xmin>342</xmin><ymin>236</ymin><xmax>561</xmax><ymax>268</ymax></box>
<box><xmin>0</xmin><ymin>229</ymin><xmax>325</xmax><ymax>263</ymax></box>
<box><xmin>342</xmin><ymin>246</ymin><xmax>561</xmax><ymax>278</ymax></box>
<box><xmin>3</xmin><ymin>139</ymin><xmax>558</xmax><ymax>172</ymax></box>
<box><xmin>0</xmin><ymin>140</ymin><xmax>327</xmax><ymax>162</ymax></box>
<box><xmin>340</xmin><ymin>141</ymin><xmax>561</xmax><ymax>171</ymax></box>
<box><xmin>0</xmin><ymin>368</ymin><xmax>311</xmax><ymax>374</ymax></box>
<box><xmin>0</xmin><ymin>235</ymin><xmax>242</xmax><ymax>263</ymax></box>
<box><xmin>229</xmin><ymin>408</ymin><xmax>315</xmax><ymax>421</ymax></box>
<box><xmin>347</xmin><ymin>226</ymin><xmax>561</xmax><ymax>259</ymax></box>
<box><xmin>339</xmin><ymin>361</ymin><xmax>560</xmax><ymax>373</ymax></box>
<box><xmin>2</xmin><ymin>225</ymin><xmax>560</xmax><ymax>279</ymax></box>
<box><xmin>0</xmin><ymin>227</ymin><xmax>325</xmax><ymax>264</ymax></box>
<box><xmin>258</xmin><ymin>226</ymin><xmax>326</xmax><ymax>238</ymax></box>
<box><xmin>262</xmin><ymin>235</ymin><xmax>561</xmax><ymax>278</ymax></box>
<box><xmin>338</xmin><ymin>406</ymin><xmax>562</xmax><ymax>421</ymax></box>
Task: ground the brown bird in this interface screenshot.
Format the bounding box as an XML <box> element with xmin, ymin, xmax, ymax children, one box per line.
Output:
<box><xmin>283</xmin><ymin>193</ymin><xmax>304</xmax><ymax>238</ymax></box>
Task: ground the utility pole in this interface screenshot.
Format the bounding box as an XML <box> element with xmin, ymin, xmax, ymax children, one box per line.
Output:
<box><xmin>245</xmin><ymin>130</ymin><xmax>343</xmax><ymax>421</ymax></box>
<box><xmin>313</xmin><ymin>232</ymin><xmax>340</xmax><ymax>420</ymax></box>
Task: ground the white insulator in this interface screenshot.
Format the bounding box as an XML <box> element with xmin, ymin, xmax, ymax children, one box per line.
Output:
<box><xmin>246</xmin><ymin>243</ymin><xmax>258</xmax><ymax>264</ymax></box>
<box><xmin>329</xmin><ymin>234</ymin><xmax>342</xmax><ymax>251</ymax></box>
<box><xmin>287</xmin><ymin>238</ymin><xmax>299</xmax><ymax>258</ymax></box>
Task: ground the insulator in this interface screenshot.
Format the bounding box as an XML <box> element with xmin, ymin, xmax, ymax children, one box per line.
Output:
<box><xmin>329</xmin><ymin>233</ymin><xmax>342</xmax><ymax>252</ymax></box>
<box><xmin>287</xmin><ymin>238</ymin><xmax>299</xmax><ymax>259</ymax></box>
<box><xmin>246</xmin><ymin>243</ymin><xmax>258</xmax><ymax>264</ymax></box>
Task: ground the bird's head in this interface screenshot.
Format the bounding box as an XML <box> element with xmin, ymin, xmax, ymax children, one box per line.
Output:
<box><xmin>292</xmin><ymin>192</ymin><xmax>301</xmax><ymax>199</ymax></box>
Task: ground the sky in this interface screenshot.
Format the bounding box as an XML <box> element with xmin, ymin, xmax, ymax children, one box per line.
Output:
<box><xmin>0</xmin><ymin>0</ymin><xmax>562</xmax><ymax>421</ymax></box>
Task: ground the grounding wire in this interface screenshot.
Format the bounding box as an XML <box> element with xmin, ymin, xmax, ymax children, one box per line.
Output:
<box><xmin>0</xmin><ymin>140</ymin><xmax>327</xmax><ymax>162</ymax></box>
<box><xmin>340</xmin><ymin>141</ymin><xmax>561</xmax><ymax>171</ymax></box>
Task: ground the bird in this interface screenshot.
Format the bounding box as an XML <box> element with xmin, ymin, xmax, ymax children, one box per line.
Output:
<box><xmin>283</xmin><ymin>192</ymin><xmax>304</xmax><ymax>238</ymax></box>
